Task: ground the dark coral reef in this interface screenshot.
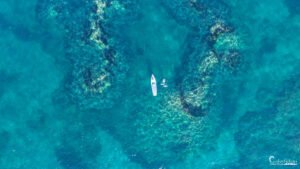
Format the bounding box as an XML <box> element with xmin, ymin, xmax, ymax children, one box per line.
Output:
<box><xmin>37</xmin><ymin>0</ymin><xmax>128</xmax><ymax>110</ymax></box>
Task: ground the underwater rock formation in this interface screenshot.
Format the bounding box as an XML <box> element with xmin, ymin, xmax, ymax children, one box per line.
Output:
<box><xmin>37</xmin><ymin>0</ymin><xmax>128</xmax><ymax>110</ymax></box>
<box><xmin>168</xmin><ymin>1</ymin><xmax>244</xmax><ymax>117</ymax></box>
<box><xmin>111</xmin><ymin>90</ymin><xmax>218</xmax><ymax>167</ymax></box>
<box><xmin>177</xmin><ymin>40</ymin><xmax>217</xmax><ymax>116</ymax></box>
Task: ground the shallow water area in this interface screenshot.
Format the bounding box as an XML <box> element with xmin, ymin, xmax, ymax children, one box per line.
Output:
<box><xmin>0</xmin><ymin>0</ymin><xmax>300</xmax><ymax>169</ymax></box>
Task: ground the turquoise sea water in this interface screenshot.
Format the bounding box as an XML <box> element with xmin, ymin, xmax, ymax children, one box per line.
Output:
<box><xmin>0</xmin><ymin>0</ymin><xmax>300</xmax><ymax>168</ymax></box>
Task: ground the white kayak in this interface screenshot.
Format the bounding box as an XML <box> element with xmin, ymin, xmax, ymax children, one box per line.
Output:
<box><xmin>151</xmin><ymin>74</ymin><xmax>157</xmax><ymax>96</ymax></box>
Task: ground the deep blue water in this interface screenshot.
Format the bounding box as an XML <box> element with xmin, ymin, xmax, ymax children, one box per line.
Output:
<box><xmin>0</xmin><ymin>0</ymin><xmax>300</xmax><ymax>168</ymax></box>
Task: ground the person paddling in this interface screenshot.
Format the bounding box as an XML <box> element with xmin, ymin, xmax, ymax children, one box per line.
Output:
<box><xmin>161</xmin><ymin>78</ymin><xmax>168</xmax><ymax>88</ymax></box>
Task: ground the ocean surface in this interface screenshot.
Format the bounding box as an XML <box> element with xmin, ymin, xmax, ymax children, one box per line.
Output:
<box><xmin>0</xmin><ymin>0</ymin><xmax>299</xmax><ymax>168</ymax></box>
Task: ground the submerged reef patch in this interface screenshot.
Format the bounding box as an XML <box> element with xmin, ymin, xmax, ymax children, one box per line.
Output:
<box><xmin>173</xmin><ymin>2</ymin><xmax>244</xmax><ymax>117</ymax></box>
<box><xmin>113</xmin><ymin>90</ymin><xmax>219</xmax><ymax>167</ymax></box>
<box><xmin>37</xmin><ymin>0</ymin><xmax>128</xmax><ymax>110</ymax></box>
